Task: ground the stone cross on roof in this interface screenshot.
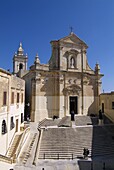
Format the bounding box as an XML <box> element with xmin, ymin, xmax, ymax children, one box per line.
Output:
<box><xmin>70</xmin><ymin>26</ymin><xmax>73</xmax><ymax>34</ymax></box>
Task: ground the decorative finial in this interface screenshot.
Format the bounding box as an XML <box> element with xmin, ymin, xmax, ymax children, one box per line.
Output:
<box><xmin>96</xmin><ymin>61</ymin><xmax>100</xmax><ymax>68</ymax></box>
<box><xmin>17</xmin><ymin>42</ymin><xmax>24</xmax><ymax>55</ymax></box>
<box><xmin>96</xmin><ymin>61</ymin><xmax>99</xmax><ymax>65</ymax></box>
<box><xmin>18</xmin><ymin>42</ymin><xmax>23</xmax><ymax>51</ymax></box>
<box><xmin>20</xmin><ymin>42</ymin><xmax>22</xmax><ymax>47</ymax></box>
<box><xmin>34</xmin><ymin>53</ymin><xmax>40</xmax><ymax>64</ymax></box>
<box><xmin>25</xmin><ymin>53</ymin><xmax>28</xmax><ymax>58</ymax></box>
<box><xmin>95</xmin><ymin>62</ymin><xmax>100</xmax><ymax>74</ymax></box>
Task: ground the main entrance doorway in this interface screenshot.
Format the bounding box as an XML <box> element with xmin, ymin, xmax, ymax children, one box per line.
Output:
<box><xmin>70</xmin><ymin>96</ymin><xmax>78</xmax><ymax>114</ymax></box>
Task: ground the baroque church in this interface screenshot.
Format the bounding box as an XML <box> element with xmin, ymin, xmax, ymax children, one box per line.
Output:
<box><xmin>1</xmin><ymin>32</ymin><xmax>114</xmax><ymax>170</ymax></box>
<box><xmin>13</xmin><ymin>32</ymin><xmax>103</xmax><ymax>122</ymax></box>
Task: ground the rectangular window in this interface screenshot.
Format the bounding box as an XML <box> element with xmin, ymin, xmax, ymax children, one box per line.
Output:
<box><xmin>102</xmin><ymin>103</ymin><xmax>104</xmax><ymax>113</ymax></box>
<box><xmin>21</xmin><ymin>93</ymin><xmax>23</xmax><ymax>103</ymax></box>
<box><xmin>21</xmin><ymin>113</ymin><xmax>24</xmax><ymax>123</ymax></box>
<box><xmin>10</xmin><ymin>116</ymin><xmax>14</xmax><ymax>130</ymax></box>
<box><xmin>112</xmin><ymin>102</ymin><xmax>114</xmax><ymax>109</ymax></box>
<box><xmin>11</xmin><ymin>92</ymin><xmax>14</xmax><ymax>104</ymax></box>
<box><xmin>2</xmin><ymin>120</ymin><xmax>7</xmax><ymax>134</ymax></box>
<box><xmin>17</xmin><ymin>93</ymin><xmax>19</xmax><ymax>103</ymax></box>
<box><xmin>3</xmin><ymin>91</ymin><xmax>7</xmax><ymax>105</ymax></box>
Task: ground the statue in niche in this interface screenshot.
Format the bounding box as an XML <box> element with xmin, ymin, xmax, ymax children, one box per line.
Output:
<box><xmin>70</xmin><ymin>57</ymin><xmax>75</xmax><ymax>68</ymax></box>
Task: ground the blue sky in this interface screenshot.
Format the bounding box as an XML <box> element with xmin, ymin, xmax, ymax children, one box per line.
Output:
<box><xmin>0</xmin><ymin>0</ymin><xmax>114</xmax><ymax>92</ymax></box>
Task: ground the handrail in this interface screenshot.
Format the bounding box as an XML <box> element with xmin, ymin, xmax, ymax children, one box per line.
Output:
<box><xmin>0</xmin><ymin>154</ymin><xmax>12</xmax><ymax>164</ymax></box>
<box><xmin>22</xmin><ymin>133</ymin><xmax>37</xmax><ymax>164</ymax></box>
<box><xmin>32</xmin><ymin>129</ymin><xmax>42</xmax><ymax>165</ymax></box>
<box><xmin>15</xmin><ymin>127</ymin><xmax>30</xmax><ymax>160</ymax></box>
<box><xmin>5</xmin><ymin>131</ymin><xmax>15</xmax><ymax>156</ymax></box>
<box><xmin>40</xmin><ymin>153</ymin><xmax>79</xmax><ymax>160</ymax></box>
<box><xmin>104</xmin><ymin>112</ymin><xmax>114</xmax><ymax>123</ymax></box>
<box><xmin>38</xmin><ymin>118</ymin><xmax>46</xmax><ymax>128</ymax></box>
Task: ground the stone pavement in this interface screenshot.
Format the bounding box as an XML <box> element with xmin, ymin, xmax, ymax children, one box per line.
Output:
<box><xmin>14</xmin><ymin>158</ymin><xmax>114</xmax><ymax>170</ymax></box>
<box><xmin>0</xmin><ymin>161</ymin><xmax>14</xmax><ymax>170</ymax></box>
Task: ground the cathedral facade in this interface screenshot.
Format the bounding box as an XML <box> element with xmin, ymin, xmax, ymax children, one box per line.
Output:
<box><xmin>14</xmin><ymin>32</ymin><xmax>103</xmax><ymax>122</ymax></box>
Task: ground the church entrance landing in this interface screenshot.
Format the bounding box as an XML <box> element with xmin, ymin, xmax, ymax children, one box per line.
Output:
<box><xmin>69</xmin><ymin>96</ymin><xmax>78</xmax><ymax>115</ymax></box>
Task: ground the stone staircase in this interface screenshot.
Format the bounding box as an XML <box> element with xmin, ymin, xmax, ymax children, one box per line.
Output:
<box><xmin>38</xmin><ymin>125</ymin><xmax>114</xmax><ymax>160</ymax></box>
<box><xmin>38</xmin><ymin>127</ymin><xmax>92</xmax><ymax>159</ymax></box>
<box><xmin>75</xmin><ymin>116</ymin><xmax>98</xmax><ymax>126</ymax></box>
<box><xmin>38</xmin><ymin>118</ymin><xmax>61</xmax><ymax>128</ymax></box>
<box><xmin>91</xmin><ymin>125</ymin><xmax>114</xmax><ymax>157</ymax></box>
<box><xmin>38</xmin><ymin>116</ymin><xmax>98</xmax><ymax>128</ymax></box>
<box><xmin>6</xmin><ymin>132</ymin><xmax>23</xmax><ymax>158</ymax></box>
<box><xmin>58</xmin><ymin>116</ymin><xmax>71</xmax><ymax>127</ymax></box>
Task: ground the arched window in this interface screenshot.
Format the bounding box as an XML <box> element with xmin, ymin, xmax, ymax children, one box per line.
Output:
<box><xmin>19</xmin><ymin>63</ymin><xmax>23</xmax><ymax>70</ymax></box>
<box><xmin>70</xmin><ymin>57</ymin><xmax>75</xmax><ymax>68</ymax></box>
<box><xmin>2</xmin><ymin>120</ymin><xmax>7</xmax><ymax>134</ymax></box>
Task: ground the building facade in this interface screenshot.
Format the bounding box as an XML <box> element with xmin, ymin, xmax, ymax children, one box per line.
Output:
<box><xmin>15</xmin><ymin>32</ymin><xmax>103</xmax><ymax>122</ymax></box>
<box><xmin>100</xmin><ymin>92</ymin><xmax>114</xmax><ymax>122</ymax></box>
<box><xmin>0</xmin><ymin>68</ymin><xmax>25</xmax><ymax>154</ymax></box>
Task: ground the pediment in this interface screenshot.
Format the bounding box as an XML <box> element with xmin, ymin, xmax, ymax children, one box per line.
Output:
<box><xmin>59</xmin><ymin>33</ymin><xmax>88</xmax><ymax>48</ymax></box>
<box><xmin>63</xmin><ymin>84</ymin><xmax>81</xmax><ymax>95</ymax></box>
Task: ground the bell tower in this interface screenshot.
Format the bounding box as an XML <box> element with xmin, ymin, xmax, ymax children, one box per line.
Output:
<box><xmin>13</xmin><ymin>42</ymin><xmax>28</xmax><ymax>74</ymax></box>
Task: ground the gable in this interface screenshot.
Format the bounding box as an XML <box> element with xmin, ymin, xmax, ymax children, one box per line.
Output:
<box><xmin>59</xmin><ymin>33</ymin><xmax>88</xmax><ymax>48</ymax></box>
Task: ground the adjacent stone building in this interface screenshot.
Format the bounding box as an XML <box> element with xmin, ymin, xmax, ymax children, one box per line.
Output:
<box><xmin>100</xmin><ymin>91</ymin><xmax>114</xmax><ymax>122</ymax></box>
<box><xmin>0</xmin><ymin>68</ymin><xmax>25</xmax><ymax>154</ymax></box>
<box><xmin>14</xmin><ymin>32</ymin><xmax>103</xmax><ymax>122</ymax></box>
